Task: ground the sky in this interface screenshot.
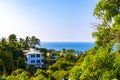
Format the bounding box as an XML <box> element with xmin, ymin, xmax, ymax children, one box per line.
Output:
<box><xmin>0</xmin><ymin>0</ymin><xmax>98</xmax><ymax>42</ymax></box>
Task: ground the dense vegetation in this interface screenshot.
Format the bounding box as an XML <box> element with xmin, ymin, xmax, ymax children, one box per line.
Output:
<box><xmin>0</xmin><ymin>34</ymin><xmax>78</xmax><ymax>80</ymax></box>
<box><xmin>0</xmin><ymin>34</ymin><xmax>40</xmax><ymax>76</ymax></box>
<box><xmin>1</xmin><ymin>0</ymin><xmax>120</xmax><ymax>80</ymax></box>
<box><xmin>69</xmin><ymin>0</ymin><xmax>120</xmax><ymax>79</ymax></box>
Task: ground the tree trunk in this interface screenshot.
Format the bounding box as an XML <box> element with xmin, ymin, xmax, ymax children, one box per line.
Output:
<box><xmin>3</xmin><ymin>64</ymin><xmax>6</xmax><ymax>76</ymax></box>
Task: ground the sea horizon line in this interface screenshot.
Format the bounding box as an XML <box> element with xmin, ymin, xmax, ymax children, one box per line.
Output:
<box><xmin>41</xmin><ymin>41</ymin><xmax>95</xmax><ymax>43</ymax></box>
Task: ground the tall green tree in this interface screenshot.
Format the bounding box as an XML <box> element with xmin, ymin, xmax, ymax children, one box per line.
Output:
<box><xmin>69</xmin><ymin>1</ymin><xmax>120</xmax><ymax>80</ymax></box>
<box><xmin>8</xmin><ymin>34</ymin><xmax>17</xmax><ymax>48</ymax></box>
<box><xmin>0</xmin><ymin>49</ymin><xmax>12</xmax><ymax>76</ymax></box>
<box><xmin>24</xmin><ymin>36</ymin><xmax>30</xmax><ymax>49</ymax></box>
<box><xmin>94</xmin><ymin>0</ymin><xmax>120</xmax><ymax>22</ymax></box>
<box><xmin>0</xmin><ymin>37</ymin><xmax>8</xmax><ymax>50</ymax></box>
<box><xmin>24</xmin><ymin>36</ymin><xmax>40</xmax><ymax>48</ymax></box>
<box><xmin>93</xmin><ymin>0</ymin><xmax>120</xmax><ymax>49</ymax></box>
<box><xmin>92</xmin><ymin>23</ymin><xmax>113</xmax><ymax>48</ymax></box>
<box><xmin>30</xmin><ymin>36</ymin><xmax>40</xmax><ymax>48</ymax></box>
<box><xmin>69</xmin><ymin>47</ymin><xmax>120</xmax><ymax>80</ymax></box>
<box><xmin>18</xmin><ymin>38</ymin><xmax>25</xmax><ymax>49</ymax></box>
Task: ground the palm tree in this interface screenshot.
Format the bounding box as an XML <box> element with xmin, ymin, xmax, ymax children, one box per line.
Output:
<box><xmin>19</xmin><ymin>38</ymin><xmax>25</xmax><ymax>49</ymax></box>
<box><xmin>24</xmin><ymin>36</ymin><xmax>30</xmax><ymax>49</ymax></box>
<box><xmin>0</xmin><ymin>59</ymin><xmax>6</xmax><ymax>76</ymax></box>
<box><xmin>8</xmin><ymin>34</ymin><xmax>17</xmax><ymax>48</ymax></box>
<box><xmin>24</xmin><ymin>36</ymin><xmax>40</xmax><ymax>48</ymax></box>
<box><xmin>0</xmin><ymin>37</ymin><xmax>7</xmax><ymax>49</ymax></box>
<box><xmin>30</xmin><ymin>36</ymin><xmax>40</xmax><ymax>48</ymax></box>
<box><xmin>0</xmin><ymin>37</ymin><xmax>7</xmax><ymax>46</ymax></box>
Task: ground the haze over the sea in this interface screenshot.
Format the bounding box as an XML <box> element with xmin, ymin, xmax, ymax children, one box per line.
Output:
<box><xmin>0</xmin><ymin>0</ymin><xmax>98</xmax><ymax>42</ymax></box>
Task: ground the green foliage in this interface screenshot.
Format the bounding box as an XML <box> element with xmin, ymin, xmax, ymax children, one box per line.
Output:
<box><xmin>6</xmin><ymin>69</ymin><xmax>30</xmax><ymax>80</ymax></box>
<box><xmin>46</xmin><ymin>70</ymin><xmax>56</xmax><ymax>80</ymax></box>
<box><xmin>69</xmin><ymin>66</ymin><xmax>82</xmax><ymax>80</ymax></box>
<box><xmin>34</xmin><ymin>69</ymin><xmax>43</xmax><ymax>76</ymax></box>
<box><xmin>24</xmin><ymin>36</ymin><xmax>40</xmax><ymax>49</ymax></box>
<box><xmin>62</xmin><ymin>48</ymin><xmax>66</xmax><ymax>53</ymax></box>
<box><xmin>17</xmin><ymin>57</ymin><xmax>26</xmax><ymax>69</ymax></box>
<box><xmin>31</xmin><ymin>69</ymin><xmax>48</xmax><ymax>80</ymax></box>
<box><xmin>26</xmin><ymin>65</ymin><xmax>36</xmax><ymax>75</ymax></box>
<box><xmin>34</xmin><ymin>69</ymin><xmax>47</xmax><ymax>77</ymax></box>
<box><xmin>49</xmin><ymin>58</ymin><xmax>72</xmax><ymax>71</ymax></box>
<box><xmin>53</xmin><ymin>70</ymin><xmax>68</xmax><ymax>80</ymax></box>
<box><xmin>29</xmin><ymin>36</ymin><xmax>40</xmax><ymax>48</ymax></box>
<box><xmin>0</xmin><ymin>59</ymin><xmax>3</xmax><ymax>66</ymax></box>
<box><xmin>92</xmin><ymin>24</ymin><xmax>113</xmax><ymax>47</ymax></box>
<box><xmin>69</xmin><ymin>1</ymin><xmax>120</xmax><ymax>80</ymax></box>
<box><xmin>8</xmin><ymin>34</ymin><xmax>17</xmax><ymax>48</ymax></box>
<box><xmin>37</xmin><ymin>48</ymin><xmax>48</xmax><ymax>54</ymax></box>
<box><xmin>11</xmin><ymin>69</ymin><xmax>25</xmax><ymax>76</ymax></box>
<box><xmin>3</xmin><ymin>1</ymin><xmax>120</xmax><ymax>80</ymax></box>
<box><xmin>0</xmin><ymin>49</ymin><xmax>12</xmax><ymax>75</ymax></box>
<box><xmin>63</xmin><ymin>53</ymin><xmax>76</xmax><ymax>62</ymax></box>
<box><xmin>0</xmin><ymin>34</ymin><xmax>40</xmax><ymax>76</ymax></box>
<box><xmin>94</xmin><ymin>0</ymin><xmax>120</xmax><ymax>22</ymax></box>
<box><xmin>69</xmin><ymin>47</ymin><xmax>120</xmax><ymax>80</ymax></box>
<box><xmin>75</xmin><ymin>53</ymin><xmax>86</xmax><ymax>66</ymax></box>
<box><xmin>52</xmin><ymin>51</ymin><xmax>60</xmax><ymax>56</ymax></box>
<box><xmin>31</xmin><ymin>74</ymin><xmax>47</xmax><ymax>80</ymax></box>
<box><xmin>93</xmin><ymin>0</ymin><xmax>120</xmax><ymax>49</ymax></box>
<box><xmin>67</xmin><ymin>49</ymin><xmax>76</xmax><ymax>54</ymax></box>
<box><xmin>0</xmin><ymin>77</ymin><xmax>6</xmax><ymax>80</ymax></box>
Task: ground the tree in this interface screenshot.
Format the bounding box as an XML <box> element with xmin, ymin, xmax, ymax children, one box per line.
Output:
<box><xmin>0</xmin><ymin>34</ymin><xmax>42</xmax><ymax>78</ymax></box>
<box><xmin>0</xmin><ymin>49</ymin><xmax>12</xmax><ymax>76</ymax></box>
<box><xmin>94</xmin><ymin>0</ymin><xmax>120</xmax><ymax>22</ymax></box>
<box><xmin>37</xmin><ymin>48</ymin><xmax>48</xmax><ymax>54</ymax></box>
<box><xmin>18</xmin><ymin>38</ymin><xmax>25</xmax><ymax>49</ymax></box>
<box><xmin>25</xmin><ymin>36</ymin><xmax>30</xmax><ymax>49</ymax></box>
<box><xmin>69</xmin><ymin>66</ymin><xmax>82</xmax><ymax>80</ymax></box>
<box><xmin>93</xmin><ymin>0</ymin><xmax>120</xmax><ymax>49</ymax></box>
<box><xmin>0</xmin><ymin>37</ymin><xmax>7</xmax><ymax>50</ymax></box>
<box><xmin>8</xmin><ymin>34</ymin><xmax>17</xmax><ymax>48</ymax></box>
<box><xmin>69</xmin><ymin>47</ymin><xmax>118</xmax><ymax>80</ymax></box>
<box><xmin>6</xmin><ymin>69</ymin><xmax>30</xmax><ymax>80</ymax></box>
<box><xmin>30</xmin><ymin>36</ymin><xmax>40</xmax><ymax>48</ymax></box>
<box><xmin>92</xmin><ymin>23</ymin><xmax>114</xmax><ymax>48</ymax></box>
<box><xmin>17</xmin><ymin>57</ymin><xmax>26</xmax><ymax>69</ymax></box>
<box><xmin>49</xmin><ymin>58</ymin><xmax>72</xmax><ymax>71</ymax></box>
<box><xmin>0</xmin><ymin>59</ymin><xmax>5</xmax><ymax>75</ymax></box>
<box><xmin>24</xmin><ymin>36</ymin><xmax>40</xmax><ymax>48</ymax></box>
<box><xmin>63</xmin><ymin>53</ymin><xmax>76</xmax><ymax>63</ymax></box>
<box><xmin>67</xmin><ymin>49</ymin><xmax>76</xmax><ymax>54</ymax></box>
<box><xmin>53</xmin><ymin>70</ymin><xmax>68</xmax><ymax>80</ymax></box>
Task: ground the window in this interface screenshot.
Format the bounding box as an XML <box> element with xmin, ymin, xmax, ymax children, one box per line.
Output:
<box><xmin>36</xmin><ymin>54</ymin><xmax>40</xmax><ymax>57</ymax></box>
<box><xmin>31</xmin><ymin>60</ymin><xmax>35</xmax><ymax>63</ymax></box>
<box><xmin>41</xmin><ymin>59</ymin><xmax>44</xmax><ymax>62</ymax></box>
<box><xmin>52</xmin><ymin>56</ymin><xmax>56</xmax><ymax>59</ymax></box>
<box><xmin>36</xmin><ymin>60</ymin><xmax>40</xmax><ymax>63</ymax></box>
<box><xmin>31</xmin><ymin>54</ymin><xmax>35</xmax><ymax>58</ymax></box>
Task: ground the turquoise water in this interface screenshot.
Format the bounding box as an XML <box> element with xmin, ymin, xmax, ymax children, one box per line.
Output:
<box><xmin>41</xmin><ymin>42</ymin><xmax>94</xmax><ymax>52</ymax></box>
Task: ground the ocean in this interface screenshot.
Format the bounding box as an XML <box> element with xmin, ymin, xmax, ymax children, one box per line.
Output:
<box><xmin>41</xmin><ymin>42</ymin><xmax>94</xmax><ymax>52</ymax></box>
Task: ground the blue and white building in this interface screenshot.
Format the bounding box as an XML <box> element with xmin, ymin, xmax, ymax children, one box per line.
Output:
<box><xmin>24</xmin><ymin>48</ymin><xmax>44</xmax><ymax>68</ymax></box>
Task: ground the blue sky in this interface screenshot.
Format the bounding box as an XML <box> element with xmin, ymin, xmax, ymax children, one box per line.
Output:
<box><xmin>0</xmin><ymin>0</ymin><xmax>98</xmax><ymax>42</ymax></box>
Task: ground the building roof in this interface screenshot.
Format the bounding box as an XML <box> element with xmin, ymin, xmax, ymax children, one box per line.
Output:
<box><xmin>25</xmin><ymin>48</ymin><xmax>42</xmax><ymax>54</ymax></box>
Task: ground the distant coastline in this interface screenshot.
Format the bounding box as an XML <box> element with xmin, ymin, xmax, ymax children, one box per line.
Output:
<box><xmin>41</xmin><ymin>42</ymin><xmax>94</xmax><ymax>52</ymax></box>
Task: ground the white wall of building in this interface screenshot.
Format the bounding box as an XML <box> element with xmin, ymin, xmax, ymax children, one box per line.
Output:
<box><xmin>25</xmin><ymin>48</ymin><xmax>44</xmax><ymax>68</ymax></box>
